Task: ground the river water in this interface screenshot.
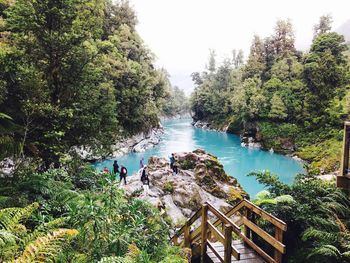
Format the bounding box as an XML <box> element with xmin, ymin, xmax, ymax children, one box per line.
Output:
<box><xmin>94</xmin><ymin>118</ymin><xmax>304</xmax><ymax>197</ymax></box>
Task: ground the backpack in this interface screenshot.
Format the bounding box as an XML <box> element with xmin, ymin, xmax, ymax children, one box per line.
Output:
<box><xmin>121</xmin><ymin>167</ymin><xmax>126</xmax><ymax>174</ymax></box>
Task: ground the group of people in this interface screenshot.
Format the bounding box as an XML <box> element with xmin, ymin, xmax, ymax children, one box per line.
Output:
<box><xmin>101</xmin><ymin>153</ymin><xmax>178</xmax><ymax>196</ymax></box>
<box><xmin>102</xmin><ymin>158</ymin><xmax>150</xmax><ymax>195</ymax></box>
<box><xmin>102</xmin><ymin>160</ymin><xmax>128</xmax><ymax>185</ymax></box>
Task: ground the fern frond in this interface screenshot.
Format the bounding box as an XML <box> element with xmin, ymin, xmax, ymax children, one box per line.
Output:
<box><xmin>0</xmin><ymin>229</ymin><xmax>18</xmax><ymax>247</ymax></box>
<box><xmin>98</xmin><ymin>256</ymin><xmax>119</xmax><ymax>263</ymax></box>
<box><xmin>0</xmin><ymin>203</ymin><xmax>39</xmax><ymax>231</ymax></box>
<box><xmin>22</xmin><ymin>217</ymin><xmax>68</xmax><ymax>246</ymax></box>
<box><xmin>14</xmin><ymin>228</ymin><xmax>78</xmax><ymax>263</ymax></box>
<box><xmin>307</xmin><ymin>244</ymin><xmax>341</xmax><ymax>259</ymax></box>
<box><xmin>302</xmin><ymin>227</ymin><xmax>340</xmax><ymax>243</ymax></box>
<box><xmin>0</xmin><ymin>113</ymin><xmax>12</xmax><ymax>120</ymax></box>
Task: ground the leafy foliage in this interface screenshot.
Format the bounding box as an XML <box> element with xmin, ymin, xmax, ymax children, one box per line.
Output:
<box><xmin>15</xmin><ymin>228</ymin><xmax>78</xmax><ymax>263</ymax></box>
<box><xmin>0</xmin><ymin>203</ymin><xmax>78</xmax><ymax>262</ymax></box>
<box><xmin>249</xmin><ymin>171</ymin><xmax>350</xmax><ymax>263</ymax></box>
<box><xmin>0</xmin><ymin>163</ymin><xmax>187</xmax><ymax>262</ymax></box>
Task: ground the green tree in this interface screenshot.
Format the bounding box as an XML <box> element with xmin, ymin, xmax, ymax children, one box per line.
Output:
<box><xmin>243</xmin><ymin>35</ymin><xmax>265</xmax><ymax>79</ymax></box>
<box><xmin>268</xmin><ymin>94</ymin><xmax>288</xmax><ymax>120</ymax></box>
<box><xmin>303</xmin><ymin>32</ymin><xmax>348</xmax><ymax>125</ymax></box>
<box><xmin>271</xmin><ymin>19</ymin><xmax>296</xmax><ymax>58</ymax></box>
<box><xmin>206</xmin><ymin>49</ymin><xmax>216</xmax><ymax>73</ymax></box>
<box><xmin>313</xmin><ymin>14</ymin><xmax>333</xmax><ymax>38</ymax></box>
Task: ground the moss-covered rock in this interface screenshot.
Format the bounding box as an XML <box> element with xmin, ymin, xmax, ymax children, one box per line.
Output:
<box><xmin>123</xmin><ymin>149</ymin><xmax>247</xmax><ymax>226</ymax></box>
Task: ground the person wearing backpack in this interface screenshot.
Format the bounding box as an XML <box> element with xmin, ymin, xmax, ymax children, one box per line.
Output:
<box><xmin>113</xmin><ymin>160</ymin><xmax>119</xmax><ymax>175</ymax></box>
<box><xmin>120</xmin><ymin>165</ymin><xmax>127</xmax><ymax>185</ymax></box>
<box><xmin>140</xmin><ymin>166</ymin><xmax>150</xmax><ymax>196</ymax></box>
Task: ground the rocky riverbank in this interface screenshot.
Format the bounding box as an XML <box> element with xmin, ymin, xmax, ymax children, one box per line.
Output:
<box><xmin>121</xmin><ymin>149</ymin><xmax>247</xmax><ymax>226</ymax></box>
<box><xmin>71</xmin><ymin>127</ymin><xmax>164</xmax><ymax>161</ymax></box>
<box><xmin>192</xmin><ymin>120</ymin><xmax>263</xmax><ymax>149</ymax></box>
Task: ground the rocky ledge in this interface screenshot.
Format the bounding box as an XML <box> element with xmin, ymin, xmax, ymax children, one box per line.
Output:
<box><xmin>71</xmin><ymin>127</ymin><xmax>164</xmax><ymax>161</ymax></box>
<box><xmin>192</xmin><ymin>120</ymin><xmax>213</xmax><ymax>131</ymax></box>
<box><xmin>121</xmin><ymin>149</ymin><xmax>247</xmax><ymax>227</ymax></box>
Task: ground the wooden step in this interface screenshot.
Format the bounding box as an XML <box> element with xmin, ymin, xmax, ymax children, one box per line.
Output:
<box><xmin>206</xmin><ymin>241</ymin><xmax>266</xmax><ymax>263</ymax></box>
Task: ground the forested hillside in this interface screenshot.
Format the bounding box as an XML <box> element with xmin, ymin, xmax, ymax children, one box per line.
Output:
<box><xmin>0</xmin><ymin>0</ymin><xmax>188</xmax><ymax>262</ymax></box>
<box><xmin>0</xmin><ymin>0</ymin><xmax>179</xmax><ymax>166</ymax></box>
<box><xmin>191</xmin><ymin>16</ymin><xmax>350</xmax><ymax>173</ymax></box>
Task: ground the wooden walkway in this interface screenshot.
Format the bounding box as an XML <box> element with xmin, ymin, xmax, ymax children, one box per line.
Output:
<box><xmin>171</xmin><ymin>199</ymin><xmax>287</xmax><ymax>263</ymax></box>
<box><xmin>207</xmin><ymin>241</ymin><xmax>265</xmax><ymax>263</ymax></box>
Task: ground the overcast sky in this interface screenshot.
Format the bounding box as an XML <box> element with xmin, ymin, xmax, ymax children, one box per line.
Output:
<box><xmin>131</xmin><ymin>0</ymin><xmax>350</xmax><ymax>95</ymax></box>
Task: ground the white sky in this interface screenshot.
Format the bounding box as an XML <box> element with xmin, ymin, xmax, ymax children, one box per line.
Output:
<box><xmin>130</xmin><ymin>0</ymin><xmax>350</xmax><ymax>94</ymax></box>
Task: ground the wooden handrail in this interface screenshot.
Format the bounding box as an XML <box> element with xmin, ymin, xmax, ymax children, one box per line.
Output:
<box><xmin>242</xmin><ymin>216</ymin><xmax>285</xmax><ymax>253</ymax></box>
<box><xmin>242</xmin><ymin>200</ymin><xmax>287</xmax><ymax>231</ymax></box>
<box><xmin>171</xmin><ymin>198</ymin><xmax>287</xmax><ymax>263</ymax></box>
<box><xmin>207</xmin><ymin>241</ymin><xmax>224</xmax><ymax>263</ymax></box>
<box><xmin>172</xmin><ymin>206</ymin><xmax>202</xmax><ymax>244</ymax></box>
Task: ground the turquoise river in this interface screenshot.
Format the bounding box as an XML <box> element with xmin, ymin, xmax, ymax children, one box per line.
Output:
<box><xmin>94</xmin><ymin>118</ymin><xmax>305</xmax><ymax>197</ymax></box>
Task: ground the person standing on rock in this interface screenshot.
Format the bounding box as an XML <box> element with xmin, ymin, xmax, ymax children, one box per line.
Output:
<box><xmin>140</xmin><ymin>165</ymin><xmax>150</xmax><ymax>196</ymax></box>
<box><xmin>113</xmin><ymin>160</ymin><xmax>119</xmax><ymax>175</ymax></box>
<box><xmin>119</xmin><ymin>165</ymin><xmax>127</xmax><ymax>185</ymax></box>
<box><xmin>169</xmin><ymin>153</ymin><xmax>175</xmax><ymax>170</ymax></box>
<box><xmin>169</xmin><ymin>153</ymin><xmax>178</xmax><ymax>175</ymax></box>
<box><xmin>140</xmin><ymin>157</ymin><xmax>144</xmax><ymax>169</ymax></box>
<box><xmin>173</xmin><ymin>161</ymin><xmax>178</xmax><ymax>175</ymax></box>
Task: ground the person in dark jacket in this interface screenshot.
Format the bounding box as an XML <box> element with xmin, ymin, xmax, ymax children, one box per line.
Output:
<box><xmin>140</xmin><ymin>157</ymin><xmax>144</xmax><ymax>169</ymax></box>
<box><xmin>140</xmin><ymin>166</ymin><xmax>150</xmax><ymax>195</ymax></box>
<box><xmin>113</xmin><ymin>160</ymin><xmax>119</xmax><ymax>174</ymax></box>
<box><xmin>119</xmin><ymin>165</ymin><xmax>127</xmax><ymax>185</ymax></box>
<box><xmin>169</xmin><ymin>153</ymin><xmax>175</xmax><ymax>170</ymax></box>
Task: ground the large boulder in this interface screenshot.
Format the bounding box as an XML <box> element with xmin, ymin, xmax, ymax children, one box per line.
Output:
<box><xmin>122</xmin><ymin>149</ymin><xmax>247</xmax><ymax>226</ymax></box>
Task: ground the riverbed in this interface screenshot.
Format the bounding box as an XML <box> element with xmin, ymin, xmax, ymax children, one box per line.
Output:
<box><xmin>94</xmin><ymin>118</ymin><xmax>304</xmax><ymax>197</ymax></box>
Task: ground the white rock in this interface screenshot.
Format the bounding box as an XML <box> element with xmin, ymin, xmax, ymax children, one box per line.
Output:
<box><xmin>162</xmin><ymin>195</ymin><xmax>186</xmax><ymax>225</ymax></box>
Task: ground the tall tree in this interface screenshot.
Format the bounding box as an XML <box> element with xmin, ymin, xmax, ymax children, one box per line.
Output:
<box><xmin>232</xmin><ymin>49</ymin><xmax>244</xmax><ymax>68</ymax></box>
<box><xmin>206</xmin><ymin>49</ymin><xmax>216</xmax><ymax>73</ymax></box>
<box><xmin>269</xmin><ymin>94</ymin><xmax>288</xmax><ymax>120</ymax></box>
<box><xmin>303</xmin><ymin>32</ymin><xmax>348</xmax><ymax>125</ymax></box>
<box><xmin>243</xmin><ymin>35</ymin><xmax>265</xmax><ymax>79</ymax></box>
<box><xmin>272</xmin><ymin>19</ymin><xmax>296</xmax><ymax>58</ymax></box>
<box><xmin>313</xmin><ymin>14</ymin><xmax>333</xmax><ymax>38</ymax></box>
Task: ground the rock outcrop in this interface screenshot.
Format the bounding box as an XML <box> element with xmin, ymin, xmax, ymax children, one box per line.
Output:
<box><xmin>121</xmin><ymin>149</ymin><xmax>247</xmax><ymax>227</ymax></box>
<box><xmin>71</xmin><ymin>127</ymin><xmax>164</xmax><ymax>161</ymax></box>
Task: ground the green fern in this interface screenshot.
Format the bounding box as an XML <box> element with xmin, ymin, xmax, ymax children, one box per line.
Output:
<box><xmin>0</xmin><ymin>203</ymin><xmax>39</xmax><ymax>232</ymax></box>
<box><xmin>307</xmin><ymin>245</ymin><xmax>341</xmax><ymax>259</ymax></box>
<box><xmin>21</xmin><ymin>217</ymin><xmax>68</xmax><ymax>246</ymax></box>
<box><xmin>14</xmin><ymin>228</ymin><xmax>78</xmax><ymax>263</ymax></box>
<box><xmin>0</xmin><ymin>230</ymin><xmax>18</xmax><ymax>247</ymax></box>
<box><xmin>98</xmin><ymin>256</ymin><xmax>119</xmax><ymax>263</ymax></box>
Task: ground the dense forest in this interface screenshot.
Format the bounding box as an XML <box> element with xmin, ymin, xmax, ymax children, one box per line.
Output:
<box><xmin>0</xmin><ymin>0</ymin><xmax>188</xmax><ymax>167</ymax></box>
<box><xmin>0</xmin><ymin>0</ymin><xmax>188</xmax><ymax>262</ymax></box>
<box><xmin>191</xmin><ymin>16</ymin><xmax>350</xmax><ymax>173</ymax></box>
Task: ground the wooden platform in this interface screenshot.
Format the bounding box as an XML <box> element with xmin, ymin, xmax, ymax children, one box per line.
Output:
<box><xmin>207</xmin><ymin>241</ymin><xmax>265</xmax><ymax>263</ymax></box>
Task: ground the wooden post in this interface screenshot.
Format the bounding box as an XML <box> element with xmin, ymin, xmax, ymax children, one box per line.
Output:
<box><xmin>251</xmin><ymin>212</ymin><xmax>258</xmax><ymax>243</ymax></box>
<box><xmin>341</xmin><ymin>122</ymin><xmax>350</xmax><ymax>176</ymax></box>
<box><xmin>244</xmin><ymin>208</ymin><xmax>251</xmax><ymax>240</ymax></box>
<box><xmin>184</xmin><ymin>221</ymin><xmax>190</xmax><ymax>248</ymax></box>
<box><xmin>338</xmin><ymin>122</ymin><xmax>350</xmax><ymax>191</ymax></box>
<box><xmin>173</xmin><ymin>235</ymin><xmax>178</xmax><ymax>246</ymax></box>
<box><xmin>201</xmin><ymin>204</ymin><xmax>208</xmax><ymax>262</ymax></box>
<box><xmin>224</xmin><ymin>224</ymin><xmax>233</xmax><ymax>263</ymax></box>
<box><xmin>274</xmin><ymin>227</ymin><xmax>284</xmax><ymax>263</ymax></box>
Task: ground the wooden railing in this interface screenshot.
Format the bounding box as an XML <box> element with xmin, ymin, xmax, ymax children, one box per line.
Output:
<box><xmin>171</xmin><ymin>199</ymin><xmax>287</xmax><ymax>263</ymax></box>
